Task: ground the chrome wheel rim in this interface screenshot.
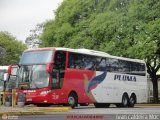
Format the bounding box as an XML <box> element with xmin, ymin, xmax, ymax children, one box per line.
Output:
<box><xmin>68</xmin><ymin>96</ymin><xmax>75</xmax><ymax>105</ymax></box>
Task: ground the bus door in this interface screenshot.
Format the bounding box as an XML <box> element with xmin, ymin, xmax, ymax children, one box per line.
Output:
<box><xmin>51</xmin><ymin>51</ymin><xmax>66</xmax><ymax>89</ymax></box>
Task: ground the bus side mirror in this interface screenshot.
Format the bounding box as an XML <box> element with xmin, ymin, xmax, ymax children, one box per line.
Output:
<box><xmin>46</xmin><ymin>62</ymin><xmax>54</xmax><ymax>74</ymax></box>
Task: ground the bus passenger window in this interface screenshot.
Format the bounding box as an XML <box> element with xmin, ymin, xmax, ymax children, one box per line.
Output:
<box><xmin>98</xmin><ymin>58</ymin><xmax>106</xmax><ymax>71</ymax></box>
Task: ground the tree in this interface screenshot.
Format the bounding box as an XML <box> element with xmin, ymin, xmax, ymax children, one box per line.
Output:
<box><xmin>0</xmin><ymin>31</ymin><xmax>26</xmax><ymax>65</ymax></box>
<box><xmin>25</xmin><ymin>23</ymin><xmax>44</xmax><ymax>48</ymax></box>
<box><xmin>0</xmin><ymin>46</ymin><xmax>6</xmax><ymax>57</ymax></box>
<box><xmin>40</xmin><ymin>0</ymin><xmax>160</xmax><ymax>102</ymax></box>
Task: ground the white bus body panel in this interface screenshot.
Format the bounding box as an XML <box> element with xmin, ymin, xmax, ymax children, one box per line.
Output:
<box><xmin>91</xmin><ymin>71</ymin><xmax>148</xmax><ymax>103</ymax></box>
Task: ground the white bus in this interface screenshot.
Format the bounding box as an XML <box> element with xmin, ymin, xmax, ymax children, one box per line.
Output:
<box><xmin>70</xmin><ymin>48</ymin><xmax>148</xmax><ymax>107</ymax></box>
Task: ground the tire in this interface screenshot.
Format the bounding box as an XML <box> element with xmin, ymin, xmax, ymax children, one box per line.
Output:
<box><xmin>128</xmin><ymin>95</ymin><xmax>136</xmax><ymax>107</ymax></box>
<box><xmin>94</xmin><ymin>103</ymin><xmax>110</xmax><ymax>108</ymax></box>
<box><xmin>121</xmin><ymin>93</ymin><xmax>129</xmax><ymax>107</ymax></box>
<box><xmin>67</xmin><ymin>93</ymin><xmax>78</xmax><ymax>108</ymax></box>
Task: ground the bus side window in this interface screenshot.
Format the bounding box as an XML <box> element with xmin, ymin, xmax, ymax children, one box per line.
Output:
<box><xmin>69</xmin><ymin>53</ymin><xmax>81</xmax><ymax>69</ymax></box>
<box><xmin>68</xmin><ymin>53</ymin><xmax>75</xmax><ymax>68</ymax></box>
<box><xmin>98</xmin><ymin>58</ymin><xmax>106</xmax><ymax>71</ymax></box>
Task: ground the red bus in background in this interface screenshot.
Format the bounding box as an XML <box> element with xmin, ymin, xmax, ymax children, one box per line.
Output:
<box><xmin>4</xmin><ymin>65</ymin><xmax>18</xmax><ymax>106</ymax></box>
<box><xmin>9</xmin><ymin>48</ymin><xmax>148</xmax><ymax>108</ymax></box>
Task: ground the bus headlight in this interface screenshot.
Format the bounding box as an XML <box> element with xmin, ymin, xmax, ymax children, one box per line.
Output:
<box><xmin>40</xmin><ymin>90</ymin><xmax>51</xmax><ymax>95</ymax></box>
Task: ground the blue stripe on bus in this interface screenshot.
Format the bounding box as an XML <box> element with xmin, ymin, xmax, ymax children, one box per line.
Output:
<box><xmin>87</xmin><ymin>71</ymin><xmax>107</xmax><ymax>92</ymax></box>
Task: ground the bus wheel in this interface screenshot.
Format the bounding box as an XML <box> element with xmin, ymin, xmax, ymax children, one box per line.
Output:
<box><xmin>128</xmin><ymin>94</ymin><xmax>136</xmax><ymax>107</ymax></box>
<box><xmin>94</xmin><ymin>103</ymin><xmax>110</xmax><ymax>108</ymax></box>
<box><xmin>67</xmin><ymin>93</ymin><xmax>78</xmax><ymax>108</ymax></box>
<box><xmin>121</xmin><ymin>93</ymin><xmax>129</xmax><ymax>107</ymax></box>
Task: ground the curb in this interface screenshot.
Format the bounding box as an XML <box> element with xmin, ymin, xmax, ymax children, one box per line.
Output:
<box><xmin>0</xmin><ymin>107</ymin><xmax>71</xmax><ymax>116</ymax></box>
<box><xmin>31</xmin><ymin>107</ymin><xmax>72</xmax><ymax>112</ymax></box>
<box><xmin>135</xmin><ymin>104</ymin><xmax>160</xmax><ymax>106</ymax></box>
<box><xmin>0</xmin><ymin>112</ymin><xmax>43</xmax><ymax>116</ymax></box>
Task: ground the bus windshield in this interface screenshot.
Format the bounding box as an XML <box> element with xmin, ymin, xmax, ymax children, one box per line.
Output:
<box><xmin>20</xmin><ymin>50</ymin><xmax>53</xmax><ymax>64</ymax></box>
<box><xmin>17</xmin><ymin>65</ymin><xmax>49</xmax><ymax>89</ymax></box>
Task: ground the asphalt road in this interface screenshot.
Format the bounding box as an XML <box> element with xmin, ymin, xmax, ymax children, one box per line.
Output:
<box><xmin>3</xmin><ymin>105</ymin><xmax>160</xmax><ymax>120</ymax></box>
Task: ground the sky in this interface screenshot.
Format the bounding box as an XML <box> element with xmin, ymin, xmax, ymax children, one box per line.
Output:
<box><xmin>0</xmin><ymin>0</ymin><xmax>63</xmax><ymax>42</ymax></box>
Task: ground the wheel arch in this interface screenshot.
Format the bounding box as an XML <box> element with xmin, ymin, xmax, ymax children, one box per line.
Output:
<box><xmin>123</xmin><ymin>92</ymin><xmax>129</xmax><ymax>97</ymax></box>
<box><xmin>68</xmin><ymin>90</ymin><xmax>78</xmax><ymax>101</ymax></box>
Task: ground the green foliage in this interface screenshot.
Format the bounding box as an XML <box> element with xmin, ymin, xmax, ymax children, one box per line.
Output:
<box><xmin>0</xmin><ymin>32</ymin><xmax>26</xmax><ymax>65</ymax></box>
<box><xmin>40</xmin><ymin>0</ymin><xmax>160</xmax><ymax>62</ymax></box>
<box><xmin>41</xmin><ymin>0</ymin><xmax>160</xmax><ymax>59</ymax></box>
<box><xmin>25</xmin><ymin>23</ymin><xmax>44</xmax><ymax>48</ymax></box>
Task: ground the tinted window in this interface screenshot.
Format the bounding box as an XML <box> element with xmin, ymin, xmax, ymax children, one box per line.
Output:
<box><xmin>20</xmin><ymin>50</ymin><xmax>53</xmax><ymax>64</ymax></box>
<box><xmin>54</xmin><ymin>51</ymin><xmax>66</xmax><ymax>69</ymax></box>
<box><xmin>68</xmin><ymin>52</ymin><xmax>146</xmax><ymax>76</ymax></box>
<box><xmin>68</xmin><ymin>52</ymin><xmax>96</xmax><ymax>70</ymax></box>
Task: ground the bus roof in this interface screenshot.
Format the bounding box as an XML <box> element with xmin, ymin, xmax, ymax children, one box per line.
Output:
<box><xmin>24</xmin><ymin>47</ymin><xmax>145</xmax><ymax>63</ymax></box>
<box><xmin>55</xmin><ymin>48</ymin><xmax>145</xmax><ymax>63</ymax></box>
